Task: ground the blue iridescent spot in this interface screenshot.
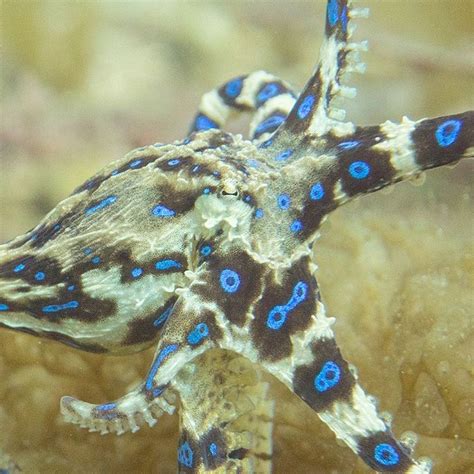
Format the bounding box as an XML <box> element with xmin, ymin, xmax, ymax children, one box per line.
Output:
<box><xmin>52</xmin><ymin>223</ymin><xmax>61</xmax><ymax>232</ymax></box>
<box><xmin>0</xmin><ymin>303</ymin><xmax>9</xmax><ymax>311</ymax></box>
<box><xmin>153</xmin><ymin>305</ymin><xmax>173</xmax><ymax>327</ymax></box>
<box><xmin>287</xmin><ymin>281</ymin><xmax>308</xmax><ymax>308</ymax></box>
<box><xmin>255</xmin><ymin>208</ymin><xmax>264</xmax><ymax>219</ymax></box>
<box><xmin>247</xmin><ymin>159</ymin><xmax>260</xmax><ymax>168</ymax></box>
<box><xmin>129</xmin><ymin>159</ymin><xmax>143</xmax><ymax>168</ymax></box>
<box><xmin>178</xmin><ymin>441</ymin><xmax>193</xmax><ymax>468</ymax></box>
<box><xmin>255</xmin><ymin>115</ymin><xmax>285</xmax><ymax>135</ymax></box>
<box><xmin>341</xmin><ymin>5</ymin><xmax>348</xmax><ymax>32</ymax></box>
<box><xmin>67</xmin><ymin>285</ymin><xmax>75</xmax><ymax>291</ymax></box>
<box><xmin>111</xmin><ymin>170</ymin><xmax>119</xmax><ymax>176</ymax></box>
<box><xmin>13</xmin><ymin>263</ymin><xmax>25</xmax><ymax>273</ymax></box>
<box><xmin>224</xmin><ymin>78</ymin><xmax>243</xmax><ymax>98</ymax></box>
<box><xmin>209</xmin><ymin>442</ymin><xmax>218</xmax><ymax>457</ymax></box>
<box><xmin>297</xmin><ymin>95</ymin><xmax>315</xmax><ymax>120</ymax></box>
<box><xmin>266</xmin><ymin>305</ymin><xmax>288</xmax><ymax>330</ymax></box>
<box><xmin>187</xmin><ymin>322</ymin><xmax>210</xmax><ymax>345</ymax></box>
<box><xmin>83</xmin><ymin>247</ymin><xmax>93</xmax><ymax>255</ymax></box>
<box><xmin>314</xmin><ymin>361</ymin><xmax>341</xmax><ymax>392</ymax></box>
<box><xmin>349</xmin><ymin>161</ymin><xmax>371</xmax><ymax>179</ymax></box>
<box><xmin>152</xmin><ymin>204</ymin><xmax>176</xmax><ymax>218</ymax></box>
<box><xmin>97</xmin><ymin>402</ymin><xmax>116</xmax><ymax>411</ymax></box>
<box><xmin>435</xmin><ymin>119</ymin><xmax>462</xmax><ymax>147</ymax></box>
<box><xmin>202</xmin><ymin>188</ymin><xmax>211</xmax><ymax>195</ymax></box>
<box><xmin>34</xmin><ymin>271</ymin><xmax>45</xmax><ymax>281</ymax></box>
<box><xmin>257</xmin><ymin>83</ymin><xmax>280</xmax><ymax>104</ymax></box>
<box><xmin>374</xmin><ymin>443</ymin><xmax>400</xmax><ymax>467</ymax></box>
<box><xmin>200</xmin><ymin>245</ymin><xmax>212</xmax><ymax>257</ymax></box>
<box><xmin>155</xmin><ymin>259</ymin><xmax>182</xmax><ymax>271</ymax></box>
<box><xmin>338</xmin><ymin>140</ymin><xmax>359</xmax><ymax>150</ymax></box>
<box><xmin>275</xmin><ymin>149</ymin><xmax>293</xmax><ymax>162</ymax></box>
<box><xmin>131</xmin><ymin>267</ymin><xmax>143</xmax><ymax>278</ymax></box>
<box><xmin>183</xmin><ymin>137</ymin><xmax>191</xmax><ymax>145</ymax></box>
<box><xmin>244</xmin><ymin>195</ymin><xmax>252</xmax><ymax>203</ymax></box>
<box><xmin>277</xmin><ymin>193</ymin><xmax>291</xmax><ymax>210</ymax></box>
<box><xmin>327</xmin><ymin>0</ymin><xmax>339</xmax><ymax>27</ymax></box>
<box><xmin>310</xmin><ymin>182</ymin><xmax>325</xmax><ymax>200</ymax></box>
<box><xmin>145</xmin><ymin>343</ymin><xmax>179</xmax><ymax>390</ymax></box>
<box><xmin>168</xmin><ymin>158</ymin><xmax>181</xmax><ymax>167</ymax></box>
<box><xmin>259</xmin><ymin>138</ymin><xmax>273</xmax><ymax>149</ymax></box>
<box><xmin>42</xmin><ymin>300</ymin><xmax>79</xmax><ymax>313</ymax></box>
<box><xmin>85</xmin><ymin>195</ymin><xmax>117</xmax><ymax>216</ymax></box>
<box><xmin>219</xmin><ymin>269</ymin><xmax>241</xmax><ymax>293</ymax></box>
<box><xmin>290</xmin><ymin>219</ymin><xmax>303</xmax><ymax>233</ymax></box>
<box><xmin>192</xmin><ymin>165</ymin><xmax>200</xmax><ymax>173</ymax></box>
<box><xmin>195</xmin><ymin>114</ymin><xmax>218</xmax><ymax>131</ymax></box>
<box><xmin>91</xmin><ymin>256</ymin><xmax>101</xmax><ymax>265</ymax></box>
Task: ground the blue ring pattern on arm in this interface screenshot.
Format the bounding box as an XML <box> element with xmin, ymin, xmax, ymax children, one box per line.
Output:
<box><xmin>327</xmin><ymin>0</ymin><xmax>339</xmax><ymax>27</ymax></box>
<box><xmin>266</xmin><ymin>281</ymin><xmax>308</xmax><ymax>330</ymax></box>
<box><xmin>277</xmin><ymin>193</ymin><xmax>291</xmax><ymax>210</ymax></box>
<box><xmin>313</xmin><ymin>360</ymin><xmax>341</xmax><ymax>392</ymax></box>
<box><xmin>152</xmin><ymin>204</ymin><xmax>176</xmax><ymax>218</ymax></box>
<box><xmin>85</xmin><ymin>195</ymin><xmax>118</xmax><ymax>216</ymax></box>
<box><xmin>297</xmin><ymin>95</ymin><xmax>315</xmax><ymax>120</ymax></box>
<box><xmin>153</xmin><ymin>305</ymin><xmax>174</xmax><ymax>328</ymax></box>
<box><xmin>145</xmin><ymin>343</ymin><xmax>179</xmax><ymax>391</ymax></box>
<box><xmin>178</xmin><ymin>441</ymin><xmax>194</xmax><ymax>468</ymax></box>
<box><xmin>129</xmin><ymin>159</ymin><xmax>143</xmax><ymax>169</ymax></box>
<box><xmin>34</xmin><ymin>271</ymin><xmax>46</xmax><ymax>281</ymax></box>
<box><xmin>338</xmin><ymin>140</ymin><xmax>360</xmax><ymax>150</ymax></box>
<box><xmin>310</xmin><ymin>182</ymin><xmax>325</xmax><ymax>200</ymax></box>
<box><xmin>374</xmin><ymin>443</ymin><xmax>400</xmax><ymax>467</ymax></box>
<box><xmin>131</xmin><ymin>267</ymin><xmax>143</xmax><ymax>278</ymax></box>
<box><xmin>290</xmin><ymin>219</ymin><xmax>303</xmax><ymax>233</ymax></box>
<box><xmin>0</xmin><ymin>303</ymin><xmax>10</xmax><ymax>311</ymax></box>
<box><xmin>348</xmin><ymin>161</ymin><xmax>371</xmax><ymax>179</ymax></box>
<box><xmin>219</xmin><ymin>269</ymin><xmax>241</xmax><ymax>293</ymax></box>
<box><xmin>168</xmin><ymin>158</ymin><xmax>181</xmax><ymax>167</ymax></box>
<box><xmin>200</xmin><ymin>244</ymin><xmax>212</xmax><ymax>257</ymax></box>
<box><xmin>257</xmin><ymin>82</ymin><xmax>280</xmax><ymax>105</ymax></box>
<box><xmin>155</xmin><ymin>259</ymin><xmax>182</xmax><ymax>271</ymax></box>
<box><xmin>435</xmin><ymin>119</ymin><xmax>462</xmax><ymax>147</ymax></box>
<box><xmin>255</xmin><ymin>115</ymin><xmax>286</xmax><ymax>135</ymax></box>
<box><xmin>255</xmin><ymin>208</ymin><xmax>264</xmax><ymax>219</ymax></box>
<box><xmin>195</xmin><ymin>114</ymin><xmax>219</xmax><ymax>131</ymax></box>
<box><xmin>209</xmin><ymin>442</ymin><xmax>218</xmax><ymax>457</ymax></box>
<box><xmin>187</xmin><ymin>322</ymin><xmax>210</xmax><ymax>345</ymax></box>
<box><xmin>224</xmin><ymin>78</ymin><xmax>243</xmax><ymax>98</ymax></box>
<box><xmin>275</xmin><ymin>149</ymin><xmax>293</xmax><ymax>162</ymax></box>
<box><xmin>42</xmin><ymin>300</ymin><xmax>79</xmax><ymax>313</ymax></box>
<box><xmin>14</xmin><ymin>263</ymin><xmax>25</xmax><ymax>272</ymax></box>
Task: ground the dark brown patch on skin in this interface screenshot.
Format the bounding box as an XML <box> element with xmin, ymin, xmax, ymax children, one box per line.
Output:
<box><xmin>251</xmin><ymin>256</ymin><xmax>319</xmax><ymax>361</ymax></box>
<box><xmin>122</xmin><ymin>296</ymin><xmax>178</xmax><ymax>347</ymax></box>
<box><xmin>412</xmin><ymin>111</ymin><xmax>473</xmax><ymax>170</ymax></box>
<box><xmin>199</xmin><ymin>427</ymin><xmax>229</xmax><ymax>470</ymax></box>
<box><xmin>357</xmin><ymin>431</ymin><xmax>414</xmax><ymax>472</ymax></box>
<box><xmin>154</xmin><ymin>183</ymin><xmax>210</xmax><ymax>216</ymax></box>
<box><xmin>194</xmin><ymin>249</ymin><xmax>266</xmax><ymax>326</ymax></box>
<box><xmin>292</xmin><ymin>337</ymin><xmax>355</xmax><ymax>412</ymax></box>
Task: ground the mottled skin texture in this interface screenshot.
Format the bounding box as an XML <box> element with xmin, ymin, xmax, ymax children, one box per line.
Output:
<box><xmin>0</xmin><ymin>1</ymin><xmax>472</xmax><ymax>473</ymax></box>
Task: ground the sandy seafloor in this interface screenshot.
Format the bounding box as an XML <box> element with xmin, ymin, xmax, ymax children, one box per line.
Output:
<box><xmin>0</xmin><ymin>1</ymin><xmax>472</xmax><ymax>473</ymax></box>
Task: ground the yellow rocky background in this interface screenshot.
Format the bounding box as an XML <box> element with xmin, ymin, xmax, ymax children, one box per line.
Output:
<box><xmin>0</xmin><ymin>1</ymin><xmax>472</xmax><ymax>473</ymax></box>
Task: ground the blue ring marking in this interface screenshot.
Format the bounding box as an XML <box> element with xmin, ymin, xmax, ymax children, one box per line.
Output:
<box><xmin>152</xmin><ymin>204</ymin><xmax>176</xmax><ymax>218</ymax></box>
<box><xmin>182</xmin><ymin>137</ymin><xmax>191</xmax><ymax>145</ymax></box>
<box><xmin>247</xmin><ymin>159</ymin><xmax>260</xmax><ymax>168</ymax></box>
<box><xmin>341</xmin><ymin>5</ymin><xmax>348</xmax><ymax>32</ymax></box>
<box><xmin>435</xmin><ymin>119</ymin><xmax>462</xmax><ymax>147</ymax></box>
<box><xmin>297</xmin><ymin>94</ymin><xmax>315</xmax><ymax>120</ymax></box>
<box><xmin>255</xmin><ymin>208</ymin><xmax>264</xmax><ymax>219</ymax></box>
<box><xmin>42</xmin><ymin>300</ymin><xmax>79</xmax><ymax>313</ymax></box>
<box><xmin>52</xmin><ymin>223</ymin><xmax>61</xmax><ymax>232</ymax></box>
<box><xmin>111</xmin><ymin>170</ymin><xmax>119</xmax><ymax>176</ymax></box>
<box><xmin>192</xmin><ymin>165</ymin><xmax>200</xmax><ymax>173</ymax></box>
<box><xmin>83</xmin><ymin>247</ymin><xmax>93</xmax><ymax>255</ymax></box>
<box><xmin>266</xmin><ymin>305</ymin><xmax>288</xmax><ymax>330</ymax></box>
<box><xmin>187</xmin><ymin>322</ymin><xmax>210</xmax><ymax>345</ymax></box>
<box><xmin>277</xmin><ymin>193</ymin><xmax>291</xmax><ymax>210</ymax></box>
<box><xmin>91</xmin><ymin>256</ymin><xmax>101</xmax><ymax>265</ymax></box>
<box><xmin>290</xmin><ymin>219</ymin><xmax>303</xmax><ymax>233</ymax></box>
<box><xmin>200</xmin><ymin>245</ymin><xmax>212</xmax><ymax>257</ymax></box>
<box><xmin>129</xmin><ymin>159</ymin><xmax>143</xmax><ymax>168</ymax></box>
<box><xmin>257</xmin><ymin>83</ymin><xmax>280</xmax><ymax>104</ymax></box>
<box><xmin>374</xmin><ymin>443</ymin><xmax>400</xmax><ymax>467</ymax></box>
<box><xmin>314</xmin><ymin>361</ymin><xmax>341</xmax><ymax>392</ymax></box>
<box><xmin>310</xmin><ymin>182</ymin><xmax>325</xmax><ymax>200</ymax></box>
<box><xmin>168</xmin><ymin>158</ymin><xmax>181</xmax><ymax>167</ymax></box>
<box><xmin>275</xmin><ymin>149</ymin><xmax>293</xmax><ymax>162</ymax></box>
<box><xmin>338</xmin><ymin>140</ymin><xmax>360</xmax><ymax>150</ymax></box>
<box><xmin>209</xmin><ymin>442</ymin><xmax>218</xmax><ymax>457</ymax></box>
<box><xmin>151</xmin><ymin>386</ymin><xmax>165</xmax><ymax>398</ymax></box>
<box><xmin>195</xmin><ymin>114</ymin><xmax>218</xmax><ymax>131</ymax></box>
<box><xmin>34</xmin><ymin>271</ymin><xmax>45</xmax><ymax>281</ymax></box>
<box><xmin>255</xmin><ymin>115</ymin><xmax>285</xmax><ymax>135</ymax></box>
<box><xmin>349</xmin><ymin>160</ymin><xmax>371</xmax><ymax>179</ymax></box>
<box><xmin>131</xmin><ymin>267</ymin><xmax>143</xmax><ymax>278</ymax></box>
<box><xmin>178</xmin><ymin>441</ymin><xmax>194</xmax><ymax>468</ymax></box>
<box><xmin>287</xmin><ymin>281</ymin><xmax>308</xmax><ymax>309</ymax></box>
<box><xmin>219</xmin><ymin>269</ymin><xmax>241</xmax><ymax>293</ymax></box>
<box><xmin>202</xmin><ymin>187</ymin><xmax>211</xmax><ymax>195</ymax></box>
<box><xmin>0</xmin><ymin>303</ymin><xmax>9</xmax><ymax>311</ymax></box>
<box><xmin>224</xmin><ymin>78</ymin><xmax>243</xmax><ymax>98</ymax></box>
<box><xmin>327</xmin><ymin>0</ymin><xmax>339</xmax><ymax>27</ymax></box>
<box><xmin>244</xmin><ymin>195</ymin><xmax>252</xmax><ymax>203</ymax></box>
<box><xmin>155</xmin><ymin>259</ymin><xmax>182</xmax><ymax>271</ymax></box>
<box><xmin>258</xmin><ymin>138</ymin><xmax>273</xmax><ymax>149</ymax></box>
<box><xmin>67</xmin><ymin>285</ymin><xmax>75</xmax><ymax>291</ymax></box>
<box><xmin>97</xmin><ymin>402</ymin><xmax>116</xmax><ymax>411</ymax></box>
<box><xmin>212</xmin><ymin>170</ymin><xmax>221</xmax><ymax>177</ymax></box>
<box><xmin>153</xmin><ymin>305</ymin><xmax>173</xmax><ymax>328</ymax></box>
<box><xmin>145</xmin><ymin>343</ymin><xmax>179</xmax><ymax>390</ymax></box>
<box><xmin>85</xmin><ymin>195</ymin><xmax>118</xmax><ymax>216</ymax></box>
<box><xmin>13</xmin><ymin>263</ymin><xmax>26</xmax><ymax>273</ymax></box>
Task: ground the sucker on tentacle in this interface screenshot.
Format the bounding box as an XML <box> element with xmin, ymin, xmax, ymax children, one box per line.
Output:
<box><xmin>1</xmin><ymin>0</ymin><xmax>472</xmax><ymax>472</ymax></box>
